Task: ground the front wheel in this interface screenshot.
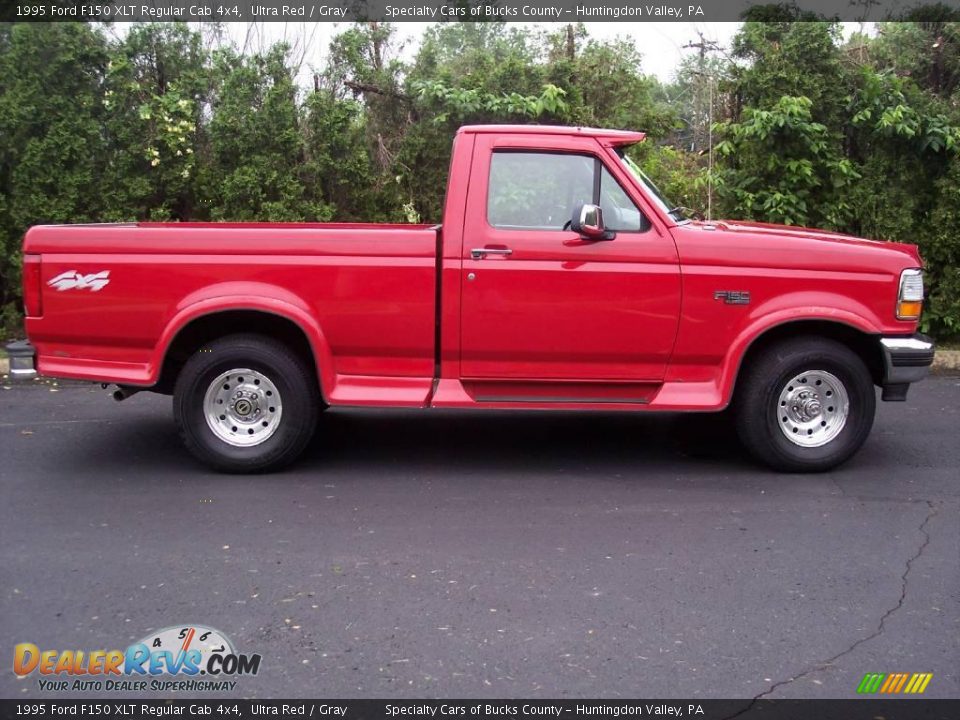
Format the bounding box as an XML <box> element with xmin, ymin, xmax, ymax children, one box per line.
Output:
<box><xmin>173</xmin><ymin>334</ymin><xmax>320</xmax><ymax>473</ymax></box>
<box><xmin>733</xmin><ymin>337</ymin><xmax>876</xmax><ymax>472</ymax></box>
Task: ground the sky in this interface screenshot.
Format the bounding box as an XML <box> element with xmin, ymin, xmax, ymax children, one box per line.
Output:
<box><xmin>222</xmin><ymin>21</ymin><xmax>743</xmax><ymax>84</ymax></box>
<box><xmin>103</xmin><ymin>22</ymin><xmax>875</xmax><ymax>89</ymax></box>
<box><xmin>211</xmin><ymin>20</ymin><xmax>875</xmax><ymax>90</ymax></box>
<box><xmin>107</xmin><ymin>21</ymin><xmax>873</xmax><ymax>89</ymax></box>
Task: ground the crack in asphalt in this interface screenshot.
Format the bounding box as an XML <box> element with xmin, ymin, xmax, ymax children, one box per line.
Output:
<box><xmin>721</xmin><ymin>499</ymin><xmax>941</xmax><ymax>719</ymax></box>
<box><xmin>827</xmin><ymin>473</ymin><xmax>847</xmax><ymax>497</ymax></box>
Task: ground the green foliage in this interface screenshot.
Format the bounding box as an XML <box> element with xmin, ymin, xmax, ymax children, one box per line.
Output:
<box><xmin>301</xmin><ymin>93</ymin><xmax>375</xmax><ymax>221</ymax></box>
<box><xmin>412</xmin><ymin>80</ymin><xmax>568</xmax><ymax>121</ymax></box>
<box><xmin>1</xmin><ymin>301</ymin><xmax>21</xmax><ymax>342</ymax></box>
<box><xmin>205</xmin><ymin>46</ymin><xmax>320</xmax><ymax>221</ymax></box>
<box><xmin>632</xmin><ymin>144</ymin><xmax>708</xmax><ymax>214</ymax></box>
<box><xmin>100</xmin><ymin>24</ymin><xmax>208</xmax><ymax>221</ymax></box>
<box><xmin>0</xmin><ymin>23</ymin><xmax>108</xmax><ymax>331</ymax></box>
<box><xmin>1</xmin><ymin>19</ymin><xmax>959</xmax><ymax>339</ymax></box>
<box><xmin>918</xmin><ymin>163</ymin><xmax>960</xmax><ymax>335</ymax></box>
<box><xmin>560</xmin><ymin>34</ymin><xmax>678</xmax><ymax>135</ymax></box>
<box><xmin>713</xmin><ymin>96</ymin><xmax>860</xmax><ymax>227</ymax></box>
<box><xmin>730</xmin><ymin>20</ymin><xmax>846</xmax><ymax>127</ymax></box>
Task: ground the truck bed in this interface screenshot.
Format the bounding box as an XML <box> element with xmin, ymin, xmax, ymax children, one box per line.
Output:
<box><xmin>24</xmin><ymin>222</ymin><xmax>441</xmax><ymax>401</ymax></box>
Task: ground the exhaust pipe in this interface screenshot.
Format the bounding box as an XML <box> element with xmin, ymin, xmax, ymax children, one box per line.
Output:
<box><xmin>112</xmin><ymin>385</ymin><xmax>140</xmax><ymax>402</ymax></box>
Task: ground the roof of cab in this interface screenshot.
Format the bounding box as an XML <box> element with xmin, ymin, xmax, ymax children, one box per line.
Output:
<box><xmin>457</xmin><ymin>124</ymin><xmax>645</xmax><ymax>146</ymax></box>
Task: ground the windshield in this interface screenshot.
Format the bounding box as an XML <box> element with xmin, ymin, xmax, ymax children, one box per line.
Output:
<box><xmin>617</xmin><ymin>150</ymin><xmax>689</xmax><ymax>223</ymax></box>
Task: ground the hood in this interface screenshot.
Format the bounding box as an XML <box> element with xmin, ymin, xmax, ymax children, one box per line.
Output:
<box><xmin>673</xmin><ymin>219</ymin><xmax>922</xmax><ymax>273</ymax></box>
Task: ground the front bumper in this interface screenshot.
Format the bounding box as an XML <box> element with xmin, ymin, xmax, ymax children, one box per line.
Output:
<box><xmin>879</xmin><ymin>333</ymin><xmax>935</xmax><ymax>400</ymax></box>
<box><xmin>4</xmin><ymin>339</ymin><xmax>37</xmax><ymax>379</ymax></box>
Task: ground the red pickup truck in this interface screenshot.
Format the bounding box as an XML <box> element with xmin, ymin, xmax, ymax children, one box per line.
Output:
<box><xmin>16</xmin><ymin>125</ymin><xmax>934</xmax><ymax>473</ymax></box>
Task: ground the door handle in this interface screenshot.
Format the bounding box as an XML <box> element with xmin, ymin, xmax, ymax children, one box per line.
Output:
<box><xmin>471</xmin><ymin>248</ymin><xmax>513</xmax><ymax>260</ymax></box>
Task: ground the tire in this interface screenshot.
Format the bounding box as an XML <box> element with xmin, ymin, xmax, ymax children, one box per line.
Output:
<box><xmin>733</xmin><ymin>336</ymin><xmax>876</xmax><ymax>472</ymax></box>
<box><xmin>173</xmin><ymin>334</ymin><xmax>320</xmax><ymax>473</ymax></box>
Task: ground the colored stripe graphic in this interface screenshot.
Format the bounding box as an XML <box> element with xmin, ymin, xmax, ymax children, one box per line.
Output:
<box><xmin>893</xmin><ymin>673</ymin><xmax>909</xmax><ymax>693</ymax></box>
<box><xmin>857</xmin><ymin>673</ymin><xmax>885</xmax><ymax>694</ymax></box>
<box><xmin>905</xmin><ymin>673</ymin><xmax>933</xmax><ymax>694</ymax></box>
<box><xmin>880</xmin><ymin>673</ymin><xmax>898</xmax><ymax>693</ymax></box>
<box><xmin>904</xmin><ymin>674</ymin><xmax>921</xmax><ymax>693</ymax></box>
<box><xmin>857</xmin><ymin>672</ymin><xmax>932</xmax><ymax>694</ymax></box>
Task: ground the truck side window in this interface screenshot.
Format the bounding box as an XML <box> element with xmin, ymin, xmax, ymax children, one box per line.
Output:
<box><xmin>487</xmin><ymin>151</ymin><xmax>650</xmax><ymax>233</ymax></box>
<box><xmin>600</xmin><ymin>166</ymin><xmax>649</xmax><ymax>233</ymax></box>
<box><xmin>487</xmin><ymin>152</ymin><xmax>594</xmax><ymax>230</ymax></box>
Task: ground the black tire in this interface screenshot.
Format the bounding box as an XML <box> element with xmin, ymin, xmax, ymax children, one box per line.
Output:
<box><xmin>173</xmin><ymin>334</ymin><xmax>320</xmax><ymax>473</ymax></box>
<box><xmin>733</xmin><ymin>336</ymin><xmax>876</xmax><ymax>472</ymax></box>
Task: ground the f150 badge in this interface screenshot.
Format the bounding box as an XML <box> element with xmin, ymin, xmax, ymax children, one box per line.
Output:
<box><xmin>714</xmin><ymin>290</ymin><xmax>751</xmax><ymax>305</ymax></box>
<box><xmin>48</xmin><ymin>270</ymin><xmax>110</xmax><ymax>292</ymax></box>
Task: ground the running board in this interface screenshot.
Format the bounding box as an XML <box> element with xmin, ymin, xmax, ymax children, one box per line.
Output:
<box><xmin>460</xmin><ymin>379</ymin><xmax>657</xmax><ymax>405</ymax></box>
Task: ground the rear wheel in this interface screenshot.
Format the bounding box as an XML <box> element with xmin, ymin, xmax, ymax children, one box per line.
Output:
<box><xmin>733</xmin><ymin>337</ymin><xmax>876</xmax><ymax>472</ymax></box>
<box><xmin>173</xmin><ymin>334</ymin><xmax>320</xmax><ymax>472</ymax></box>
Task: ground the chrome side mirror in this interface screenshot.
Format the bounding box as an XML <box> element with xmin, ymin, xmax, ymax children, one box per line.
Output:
<box><xmin>570</xmin><ymin>204</ymin><xmax>615</xmax><ymax>241</ymax></box>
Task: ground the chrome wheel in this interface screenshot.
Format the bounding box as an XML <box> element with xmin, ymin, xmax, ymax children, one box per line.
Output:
<box><xmin>203</xmin><ymin>368</ymin><xmax>283</xmax><ymax>447</ymax></box>
<box><xmin>777</xmin><ymin>369</ymin><xmax>849</xmax><ymax>448</ymax></box>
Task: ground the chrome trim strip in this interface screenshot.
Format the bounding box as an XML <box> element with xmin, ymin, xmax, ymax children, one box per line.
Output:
<box><xmin>879</xmin><ymin>333</ymin><xmax>934</xmax><ymax>390</ymax></box>
<box><xmin>880</xmin><ymin>337</ymin><xmax>934</xmax><ymax>352</ymax></box>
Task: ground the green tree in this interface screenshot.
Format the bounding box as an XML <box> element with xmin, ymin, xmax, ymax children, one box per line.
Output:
<box><xmin>301</xmin><ymin>91</ymin><xmax>375</xmax><ymax>221</ymax></box>
<box><xmin>729</xmin><ymin>20</ymin><xmax>846</xmax><ymax>128</ymax></box>
<box><xmin>203</xmin><ymin>45</ymin><xmax>317</xmax><ymax>221</ymax></box>
<box><xmin>101</xmin><ymin>23</ymin><xmax>209</xmax><ymax>221</ymax></box>
<box><xmin>714</xmin><ymin>95</ymin><xmax>860</xmax><ymax>227</ymax></box>
<box><xmin>0</xmin><ymin>23</ymin><xmax>108</xmax><ymax>334</ymax></box>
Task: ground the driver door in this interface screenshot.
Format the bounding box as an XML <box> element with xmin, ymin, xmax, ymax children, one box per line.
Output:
<box><xmin>459</xmin><ymin>134</ymin><xmax>682</xmax><ymax>387</ymax></box>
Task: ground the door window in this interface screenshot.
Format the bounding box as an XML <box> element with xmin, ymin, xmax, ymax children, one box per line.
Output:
<box><xmin>487</xmin><ymin>152</ymin><xmax>594</xmax><ymax>230</ymax></box>
<box><xmin>487</xmin><ymin>151</ymin><xmax>648</xmax><ymax>232</ymax></box>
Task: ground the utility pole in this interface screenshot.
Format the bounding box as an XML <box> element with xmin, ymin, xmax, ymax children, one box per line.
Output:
<box><xmin>683</xmin><ymin>32</ymin><xmax>720</xmax><ymax>220</ymax></box>
<box><xmin>682</xmin><ymin>32</ymin><xmax>720</xmax><ymax>152</ymax></box>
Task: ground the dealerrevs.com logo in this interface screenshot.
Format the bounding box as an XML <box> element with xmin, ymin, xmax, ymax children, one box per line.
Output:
<box><xmin>14</xmin><ymin>625</ymin><xmax>261</xmax><ymax>692</ymax></box>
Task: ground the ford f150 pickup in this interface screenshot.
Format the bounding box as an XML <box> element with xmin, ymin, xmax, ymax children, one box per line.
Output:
<box><xmin>16</xmin><ymin>125</ymin><xmax>935</xmax><ymax>473</ymax></box>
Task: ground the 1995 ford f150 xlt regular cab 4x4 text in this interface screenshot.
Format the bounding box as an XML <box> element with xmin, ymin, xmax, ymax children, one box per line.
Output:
<box><xmin>16</xmin><ymin>125</ymin><xmax>935</xmax><ymax>473</ymax></box>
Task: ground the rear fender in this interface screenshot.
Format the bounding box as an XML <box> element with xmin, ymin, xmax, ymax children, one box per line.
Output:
<box><xmin>152</xmin><ymin>282</ymin><xmax>334</xmax><ymax>397</ymax></box>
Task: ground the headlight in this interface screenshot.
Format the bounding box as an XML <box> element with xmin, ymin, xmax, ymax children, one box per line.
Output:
<box><xmin>896</xmin><ymin>268</ymin><xmax>924</xmax><ymax>320</ymax></box>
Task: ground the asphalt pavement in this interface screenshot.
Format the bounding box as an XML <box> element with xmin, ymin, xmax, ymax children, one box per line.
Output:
<box><xmin>1</xmin><ymin>377</ymin><xmax>957</xmax><ymax>700</ymax></box>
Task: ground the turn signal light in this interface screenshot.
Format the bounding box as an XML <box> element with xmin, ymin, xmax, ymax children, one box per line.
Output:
<box><xmin>896</xmin><ymin>269</ymin><xmax>924</xmax><ymax>321</ymax></box>
<box><xmin>896</xmin><ymin>300</ymin><xmax>922</xmax><ymax>320</ymax></box>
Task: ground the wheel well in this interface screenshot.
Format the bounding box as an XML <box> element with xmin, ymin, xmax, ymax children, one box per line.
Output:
<box><xmin>734</xmin><ymin>320</ymin><xmax>885</xmax><ymax>398</ymax></box>
<box><xmin>156</xmin><ymin>310</ymin><xmax>319</xmax><ymax>396</ymax></box>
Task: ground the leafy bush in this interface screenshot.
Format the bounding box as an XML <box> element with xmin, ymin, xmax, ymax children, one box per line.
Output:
<box><xmin>0</xmin><ymin>301</ymin><xmax>22</xmax><ymax>342</ymax></box>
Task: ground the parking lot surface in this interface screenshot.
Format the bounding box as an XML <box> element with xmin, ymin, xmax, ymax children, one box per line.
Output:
<box><xmin>1</xmin><ymin>378</ymin><xmax>957</xmax><ymax>699</ymax></box>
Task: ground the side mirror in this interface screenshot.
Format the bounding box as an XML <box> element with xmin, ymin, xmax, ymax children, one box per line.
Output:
<box><xmin>570</xmin><ymin>204</ymin><xmax>615</xmax><ymax>241</ymax></box>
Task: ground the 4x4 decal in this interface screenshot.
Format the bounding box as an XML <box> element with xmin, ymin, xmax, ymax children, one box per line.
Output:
<box><xmin>48</xmin><ymin>270</ymin><xmax>110</xmax><ymax>292</ymax></box>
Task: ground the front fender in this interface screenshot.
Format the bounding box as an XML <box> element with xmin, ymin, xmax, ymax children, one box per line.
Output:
<box><xmin>718</xmin><ymin>295</ymin><xmax>883</xmax><ymax>407</ymax></box>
